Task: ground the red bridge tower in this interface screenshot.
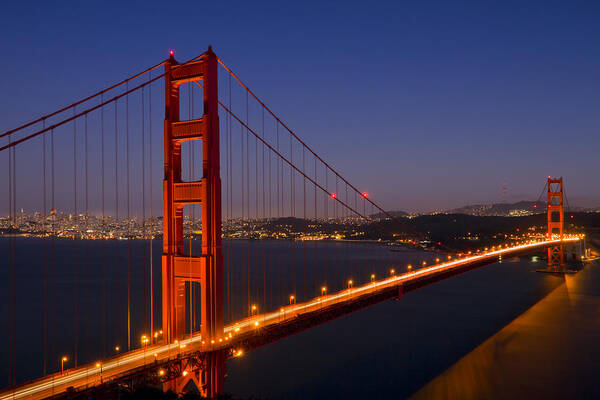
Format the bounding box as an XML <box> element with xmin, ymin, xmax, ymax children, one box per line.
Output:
<box><xmin>546</xmin><ymin>177</ymin><xmax>564</xmax><ymax>269</ymax></box>
<box><xmin>162</xmin><ymin>47</ymin><xmax>224</xmax><ymax>396</ymax></box>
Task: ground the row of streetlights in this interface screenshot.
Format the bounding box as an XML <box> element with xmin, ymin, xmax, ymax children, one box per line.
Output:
<box><xmin>57</xmin><ymin>330</ymin><xmax>164</xmax><ymax>377</ymax></box>
<box><xmin>247</xmin><ymin>264</ymin><xmax>448</xmax><ymax>317</ymax></box>
<box><xmin>57</xmin><ymin>241</ymin><xmax>569</xmax><ymax>377</ymax></box>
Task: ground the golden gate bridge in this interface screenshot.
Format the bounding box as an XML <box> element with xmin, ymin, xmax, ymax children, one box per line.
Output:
<box><xmin>0</xmin><ymin>47</ymin><xmax>585</xmax><ymax>399</ymax></box>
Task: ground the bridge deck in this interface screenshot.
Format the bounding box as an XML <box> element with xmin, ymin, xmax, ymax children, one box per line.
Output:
<box><xmin>0</xmin><ymin>237</ymin><xmax>581</xmax><ymax>400</ymax></box>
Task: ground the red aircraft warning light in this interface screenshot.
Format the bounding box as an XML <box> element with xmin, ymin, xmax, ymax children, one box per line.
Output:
<box><xmin>331</xmin><ymin>193</ymin><xmax>337</xmax><ymax>199</ymax></box>
<box><xmin>169</xmin><ymin>49</ymin><xmax>175</xmax><ymax>56</ymax></box>
<box><xmin>362</xmin><ymin>192</ymin><xmax>368</xmax><ymax>198</ymax></box>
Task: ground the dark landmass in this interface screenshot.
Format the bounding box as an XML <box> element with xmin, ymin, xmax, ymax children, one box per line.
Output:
<box><xmin>368</xmin><ymin>210</ymin><xmax>409</xmax><ymax>219</ymax></box>
<box><xmin>446</xmin><ymin>200</ymin><xmax>593</xmax><ymax>216</ymax></box>
<box><xmin>228</xmin><ymin>212</ymin><xmax>600</xmax><ymax>252</ymax></box>
<box><xmin>447</xmin><ymin>201</ymin><xmax>544</xmax><ymax>216</ymax></box>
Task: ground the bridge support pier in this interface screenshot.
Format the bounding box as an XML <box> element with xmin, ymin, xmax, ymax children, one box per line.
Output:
<box><xmin>396</xmin><ymin>284</ymin><xmax>403</xmax><ymax>300</ymax></box>
<box><xmin>162</xmin><ymin>350</ymin><xmax>225</xmax><ymax>397</ymax></box>
<box><xmin>203</xmin><ymin>350</ymin><xmax>226</xmax><ymax>397</ymax></box>
<box><xmin>164</xmin><ymin>369</ymin><xmax>202</xmax><ymax>395</ymax></box>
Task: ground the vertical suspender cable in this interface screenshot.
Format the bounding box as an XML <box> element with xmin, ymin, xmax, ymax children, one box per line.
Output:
<box><xmin>227</xmin><ymin>73</ymin><xmax>232</xmax><ymax>322</ymax></box>
<box><xmin>268</xmin><ymin>129</ymin><xmax>272</xmax><ymax>307</ymax></box>
<box><xmin>314</xmin><ymin>156</ymin><xmax>318</xmax><ymax>297</ymax></box>
<box><xmin>255</xmin><ymin>134</ymin><xmax>259</xmax><ymax>304</ymax></box>
<box><xmin>276</xmin><ymin>122</ymin><xmax>280</xmax><ymax>218</ymax></box>
<box><xmin>42</xmin><ymin>120</ymin><xmax>47</xmax><ymax>376</ymax></box>
<box><xmin>148</xmin><ymin>72</ymin><xmax>154</xmax><ymax>339</ymax></box>
<box><xmin>289</xmin><ymin>138</ymin><xmax>293</xmax><ymax>218</ymax></box>
<box><xmin>291</xmin><ymin>137</ymin><xmax>295</xmax><ymax>298</ymax></box>
<box><xmin>12</xmin><ymin>136</ymin><xmax>17</xmax><ymax>384</ymax></box>
<box><xmin>276</xmin><ymin>121</ymin><xmax>281</xmax><ymax>305</ymax></box>
<box><xmin>246</xmin><ymin>92</ymin><xmax>250</xmax><ymax>311</ymax></box>
<box><xmin>246</xmin><ymin>92</ymin><xmax>250</xmax><ymax>220</ymax></box>
<box><xmin>324</xmin><ymin>166</ymin><xmax>328</xmax><ymax>220</ymax></box>
<box><xmin>114</xmin><ymin>100</ymin><xmax>119</xmax><ymax>347</ymax></box>
<box><xmin>303</xmin><ymin>146</ymin><xmax>306</xmax><ymax>300</ymax></box>
<box><xmin>51</xmin><ymin>128</ymin><xmax>55</xmax><ymax>372</ymax></box>
<box><xmin>73</xmin><ymin>109</ymin><xmax>79</xmax><ymax>367</ymax></box>
<box><xmin>126</xmin><ymin>83</ymin><xmax>131</xmax><ymax>352</ymax></box>
<box><xmin>101</xmin><ymin>94</ymin><xmax>107</xmax><ymax>357</ymax></box>
<box><xmin>262</xmin><ymin>107</ymin><xmax>266</xmax><ymax>309</ymax></box>
<box><xmin>141</xmin><ymin>86</ymin><xmax>147</xmax><ymax>335</ymax></box>
<box><xmin>84</xmin><ymin>113</ymin><xmax>89</xmax><ymax>362</ymax></box>
<box><xmin>325</xmin><ymin>166</ymin><xmax>328</xmax><ymax>286</ymax></box>
<box><xmin>240</xmin><ymin>122</ymin><xmax>246</xmax><ymax>314</ymax></box>
<box><xmin>224</xmin><ymin>79</ymin><xmax>229</xmax><ymax>323</ymax></box>
<box><xmin>255</xmin><ymin>109</ymin><xmax>258</xmax><ymax>220</ymax></box>
<box><xmin>188</xmin><ymin>85</ymin><xmax>193</xmax><ymax>336</ymax></box>
<box><xmin>335</xmin><ymin>176</ymin><xmax>338</xmax><ymax>219</ymax></box>
<box><xmin>7</xmin><ymin>133</ymin><xmax>14</xmax><ymax>386</ymax></box>
<box><xmin>13</xmin><ymin>137</ymin><xmax>16</xmax><ymax>383</ymax></box>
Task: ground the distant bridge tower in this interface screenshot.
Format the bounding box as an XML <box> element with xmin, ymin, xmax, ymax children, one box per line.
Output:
<box><xmin>162</xmin><ymin>47</ymin><xmax>224</xmax><ymax>396</ymax></box>
<box><xmin>546</xmin><ymin>177</ymin><xmax>564</xmax><ymax>269</ymax></box>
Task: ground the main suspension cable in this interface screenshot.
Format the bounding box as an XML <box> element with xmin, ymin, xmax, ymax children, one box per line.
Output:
<box><xmin>1</xmin><ymin>52</ymin><xmax>207</xmax><ymax>153</ymax></box>
<box><xmin>0</xmin><ymin>60</ymin><xmax>167</xmax><ymax>139</ymax></box>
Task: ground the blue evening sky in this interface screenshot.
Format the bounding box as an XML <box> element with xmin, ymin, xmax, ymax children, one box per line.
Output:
<box><xmin>1</xmin><ymin>0</ymin><xmax>599</xmax><ymax>212</ymax></box>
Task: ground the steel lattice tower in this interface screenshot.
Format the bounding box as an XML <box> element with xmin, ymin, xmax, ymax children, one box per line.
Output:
<box><xmin>162</xmin><ymin>47</ymin><xmax>224</xmax><ymax>396</ymax></box>
<box><xmin>547</xmin><ymin>177</ymin><xmax>564</xmax><ymax>269</ymax></box>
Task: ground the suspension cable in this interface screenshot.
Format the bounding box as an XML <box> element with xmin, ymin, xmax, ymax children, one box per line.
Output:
<box><xmin>1</xmin><ymin>52</ymin><xmax>206</xmax><ymax>153</ymax></box>
<box><xmin>219</xmin><ymin>102</ymin><xmax>370</xmax><ymax>219</ymax></box>
<box><xmin>0</xmin><ymin>61</ymin><xmax>167</xmax><ymax>139</ymax></box>
<box><xmin>217</xmin><ymin>58</ymin><xmax>406</xmax><ymax>223</ymax></box>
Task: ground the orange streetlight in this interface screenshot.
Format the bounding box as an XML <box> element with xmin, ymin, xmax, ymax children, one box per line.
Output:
<box><xmin>370</xmin><ymin>274</ymin><xmax>375</xmax><ymax>282</ymax></box>
<box><xmin>289</xmin><ymin>295</ymin><xmax>295</xmax><ymax>305</ymax></box>
<box><xmin>347</xmin><ymin>280</ymin><xmax>353</xmax><ymax>289</ymax></box>
<box><xmin>321</xmin><ymin>286</ymin><xmax>327</xmax><ymax>296</ymax></box>
<box><xmin>251</xmin><ymin>304</ymin><xmax>258</xmax><ymax>316</ymax></box>
<box><xmin>141</xmin><ymin>335</ymin><xmax>149</xmax><ymax>363</ymax></box>
<box><xmin>95</xmin><ymin>362</ymin><xmax>103</xmax><ymax>383</ymax></box>
<box><xmin>60</xmin><ymin>356</ymin><xmax>68</xmax><ymax>374</ymax></box>
<box><xmin>390</xmin><ymin>268</ymin><xmax>395</xmax><ymax>276</ymax></box>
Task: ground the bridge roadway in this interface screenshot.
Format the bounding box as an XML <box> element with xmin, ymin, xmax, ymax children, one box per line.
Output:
<box><xmin>0</xmin><ymin>237</ymin><xmax>582</xmax><ymax>400</ymax></box>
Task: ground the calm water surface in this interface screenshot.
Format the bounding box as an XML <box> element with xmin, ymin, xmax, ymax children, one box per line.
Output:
<box><xmin>1</xmin><ymin>237</ymin><xmax>595</xmax><ymax>398</ymax></box>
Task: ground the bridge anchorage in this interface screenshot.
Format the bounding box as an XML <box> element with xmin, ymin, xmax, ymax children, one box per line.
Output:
<box><xmin>537</xmin><ymin>177</ymin><xmax>585</xmax><ymax>274</ymax></box>
<box><xmin>162</xmin><ymin>47</ymin><xmax>224</xmax><ymax>396</ymax></box>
